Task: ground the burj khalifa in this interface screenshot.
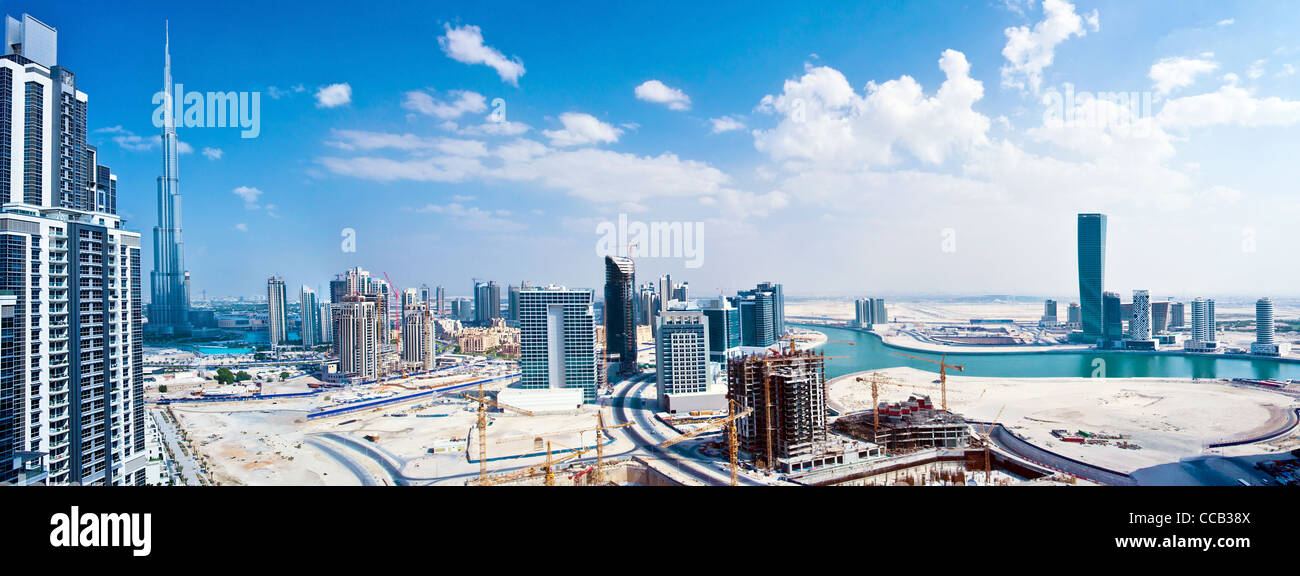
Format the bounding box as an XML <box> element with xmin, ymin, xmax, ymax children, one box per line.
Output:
<box><xmin>148</xmin><ymin>22</ymin><xmax>191</xmax><ymax>335</ymax></box>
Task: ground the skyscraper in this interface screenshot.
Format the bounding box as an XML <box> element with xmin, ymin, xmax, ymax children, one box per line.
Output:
<box><xmin>656</xmin><ymin>305</ymin><xmax>710</xmax><ymax>407</ymax></box>
<box><xmin>435</xmin><ymin>285</ymin><xmax>445</xmax><ymax>316</ymax></box>
<box><xmin>300</xmin><ymin>286</ymin><xmax>321</xmax><ymax>346</ymax></box>
<box><xmin>604</xmin><ymin>256</ymin><xmax>637</xmax><ymax>376</ymax></box>
<box><xmin>474</xmin><ymin>280</ymin><xmax>501</xmax><ymax>325</ymax></box>
<box><xmin>727</xmin><ymin>351</ymin><xmax>828</xmax><ymax>473</ymax></box>
<box><xmin>1077</xmin><ymin>213</ymin><xmax>1106</xmax><ymax>341</ymax></box>
<box><xmin>701</xmin><ymin>298</ymin><xmax>741</xmax><ymax>364</ymax></box>
<box><xmin>1042</xmin><ymin>299</ymin><xmax>1058</xmax><ymax>325</ymax></box>
<box><xmin>1129</xmin><ymin>290</ymin><xmax>1151</xmax><ymax>341</ymax></box>
<box><xmin>148</xmin><ymin>22</ymin><xmax>191</xmax><ymax>336</ymax></box>
<box><xmin>1185</xmin><ymin>298</ymin><xmax>1218</xmax><ymax>352</ymax></box>
<box><xmin>757</xmin><ymin>281</ymin><xmax>786</xmax><ymax>336</ymax></box>
<box><xmin>0</xmin><ymin>14</ymin><xmax>145</xmax><ymax>485</ymax></box>
<box><xmin>401</xmin><ymin>302</ymin><xmax>435</xmax><ymax>369</ymax></box>
<box><xmin>1102</xmin><ymin>291</ymin><xmax>1123</xmax><ymax>343</ymax></box>
<box><xmin>1256</xmin><ymin>297</ymin><xmax>1275</xmax><ymax>346</ymax></box>
<box><xmin>335</xmin><ymin>296</ymin><xmax>383</xmax><ymax>381</ymax></box>
<box><xmin>1251</xmin><ymin>297</ymin><xmax>1288</xmax><ymax>356</ymax></box>
<box><xmin>266</xmin><ymin>276</ymin><xmax>287</xmax><ymax>347</ymax></box>
<box><xmin>1169</xmin><ymin>301</ymin><xmax>1185</xmax><ymax>329</ymax></box>
<box><xmin>738</xmin><ymin>290</ymin><xmax>775</xmax><ymax>347</ymax></box>
<box><xmin>518</xmin><ymin>286</ymin><xmax>597</xmax><ymax>402</ymax></box>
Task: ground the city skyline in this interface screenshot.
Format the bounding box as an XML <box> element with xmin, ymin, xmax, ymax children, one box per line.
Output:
<box><xmin>10</xmin><ymin>0</ymin><xmax>1300</xmax><ymax>299</ymax></box>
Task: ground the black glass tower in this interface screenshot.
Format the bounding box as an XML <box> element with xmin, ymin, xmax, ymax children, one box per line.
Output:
<box><xmin>1077</xmin><ymin>213</ymin><xmax>1107</xmax><ymax>341</ymax></box>
<box><xmin>603</xmin><ymin>256</ymin><xmax>636</xmax><ymax>376</ymax></box>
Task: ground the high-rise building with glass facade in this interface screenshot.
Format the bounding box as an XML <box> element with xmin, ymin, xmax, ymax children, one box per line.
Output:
<box><xmin>518</xmin><ymin>286</ymin><xmax>597</xmax><ymax>402</ymax></box>
<box><xmin>267</xmin><ymin>276</ymin><xmax>287</xmax><ymax>347</ymax></box>
<box><xmin>1077</xmin><ymin>213</ymin><xmax>1106</xmax><ymax>341</ymax></box>
<box><xmin>474</xmin><ymin>280</ymin><xmax>500</xmax><ymax>325</ymax></box>
<box><xmin>147</xmin><ymin>22</ymin><xmax>190</xmax><ymax>336</ymax></box>
<box><xmin>1102</xmin><ymin>291</ymin><xmax>1123</xmax><ymax>343</ymax></box>
<box><xmin>604</xmin><ymin>256</ymin><xmax>636</xmax><ymax>376</ymax></box>
<box><xmin>0</xmin><ymin>14</ymin><xmax>145</xmax><ymax>485</ymax></box>
<box><xmin>656</xmin><ymin>305</ymin><xmax>709</xmax><ymax>405</ymax></box>
<box><xmin>701</xmin><ymin>298</ymin><xmax>740</xmax><ymax>364</ymax></box>
<box><xmin>300</xmin><ymin>285</ymin><xmax>321</xmax><ymax>346</ymax></box>
<box><xmin>1129</xmin><ymin>290</ymin><xmax>1151</xmax><ymax>341</ymax></box>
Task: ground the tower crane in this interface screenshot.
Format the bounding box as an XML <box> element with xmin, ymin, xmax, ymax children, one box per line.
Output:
<box><xmin>974</xmin><ymin>404</ymin><xmax>1006</xmax><ymax>485</ymax></box>
<box><xmin>471</xmin><ymin>441</ymin><xmax>590</xmax><ymax>486</ymax></box>
<box><xmin>892</xmin><ymin>352</ymin><xmax>964</xmax><ymax>411</ymax></box>
<box><xmin>661</xmin><ymin>399</ymin><xmax>754</xmax><ymax>486</ymax></box>
<box><xmin>461</xmin><ymin>382</ymin><xmax>534</xmax><ymax>482</ymax></box>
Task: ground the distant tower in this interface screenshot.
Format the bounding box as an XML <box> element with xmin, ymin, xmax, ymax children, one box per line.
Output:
<box><xmin>267</xmin><ymin>276</ymin><xmax>287</xmax><ymax>347</ymax></box>
<box><xmin>300</xmin><ymin>286</ymin><xmax>321</xmax><ymax>346</ymax></box>
<box><xmin>1129</xmin><ymin>290</ymin><xmax>1151</xmax><ymax>340</ymax></box>
<box><xmin>1077</xmin><ymin>214</ymin><xmax>1107</xmax><ymax>341</ymax></box>
<box><xmin>148</xmin><ymin>21</ymin><xmax>191</xmax><ymax>336</ymax></box>
<box><xmin>604</xmin><ymin>256</ymin><xmax>637</xmax><ymax>376</ymax></box>
<box><xmin>518</xmin><ymin>286</ymin><xmax>598</xmax><ymax>402</ymax></box>
<box><xmin>1256</xmin><ymin>297</ymin><xmax>1275</xmax><ymax>346</ymax></box>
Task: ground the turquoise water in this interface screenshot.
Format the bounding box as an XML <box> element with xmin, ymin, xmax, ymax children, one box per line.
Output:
<box><xmin>192</xmin><ymin>346</ymin><xmax>254</xmax><ymax>355</ymax></box>
<box><xmin>805</xmin><ymin>324</ymin><xmax>1300</xmax><ymax>381</ymax></box>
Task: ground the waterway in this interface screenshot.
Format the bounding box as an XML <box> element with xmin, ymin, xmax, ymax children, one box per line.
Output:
<box><xmin>804</xmin><ymin>324</ymin><xmax>1300</xmax><ymax>381</ymax></box>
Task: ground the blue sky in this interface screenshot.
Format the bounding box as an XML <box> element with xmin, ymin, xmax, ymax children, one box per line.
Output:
<box><xmin>10</xmin><ymin>0</ymin><xmax>1300</xmax><ymax>299</ymax></box>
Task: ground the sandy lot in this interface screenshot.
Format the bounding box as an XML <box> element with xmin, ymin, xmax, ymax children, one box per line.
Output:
<box><xmin>828</xmin><ymin>367</ymin><xmax>1299</xmax><ymax>474</ymax></box>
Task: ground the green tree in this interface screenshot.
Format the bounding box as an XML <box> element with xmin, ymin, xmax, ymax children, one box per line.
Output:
<box><xmin>280</xmin><ymin>371</ymin><xmax>290</xmax><ymax>381</ymax></box>
<box><xmin>214</xmin><ymin>367</ymin><xmax>235</xmax><ymax>385</ymax></box>
<box><xmin>235</xmin><ymin>370</ymin><xmax>252</xmax><ymax>382</ymax></box>
<box><xmin>158</xmin><ymin>384</ymin><xmax>168</xmax><ymax>393</ymax></box>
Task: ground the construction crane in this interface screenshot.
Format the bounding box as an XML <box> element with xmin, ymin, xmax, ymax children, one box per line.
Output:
<box><xmin>892</xmin><ymin>352</ymin><xmax>964</xmax><ymax>411</ymax></box>
<box><xmin>461</xmin><ymin>382</ymin><xmax>534</xmax><ymax>482</ymax></box>
<box><xmin>592</xmin><ymin>412</ymin><xmax>633</xmax><ymax>485</ymax></box>
<box><xmin>852</xmin><ymin>371</ymin><xmax>943</xmax><ymax>435</ymax></box>
<box><xmin>472</xmin><ymin>441</ymin><xmax>590</xmax><ymax>486</ymax></box>
<box><xmin>661</xmin><ymin>399</ymin><xmax>754</xmax><ymax>486</ymax></box>
<box><xmin>974</xmin><ymin>405</ymin><xmax>1006</xmax><ymax>485</ymax></box>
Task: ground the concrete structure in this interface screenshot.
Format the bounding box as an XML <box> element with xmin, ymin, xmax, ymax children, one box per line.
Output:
<box><xmin>604</xmin><ymin>256</ymin><xmax>637</xmax><ymax>376</ymax></box>
<box><xmin>0</xmin><ymin>15</ymin><xmax>146</xmax><ymax>485</ymax></box>
<box><xmin>727</xmin><ymin>351</ymin><xmax>830</xmax><ymax>473</ymax></box>
<box><xmin>1077</xmin><ymin>213</ymin><xmax>1106</xmax><ymax>341</ymax></box>
<box><xmin>300</xmin><ymin>285</ymin><xmax>322</xmax><ymax>346</ymax></box>
<box><xmin>334</xmin><ymin>296</ymin><xmax>383</xmax><ymax>381</ymax></box>
<box><xmin>146</xmin><ymin>21</ymin><xmax>190</xmax><ymax>336</ymax></box>
<box><xmin>519</xmin><ymin>286</ymin><xmax>598</xmax><ymax>402</ymax></box>
<box><xmin>266</xmin><ymin>276</ymin><xmax>287</xmax><ymax>347</ymax></box>
<box><xmin>1150</xmin><ymin>300</ymin><xmax>1170</xmax><ymax>334</ymax></box>
<box><xmin>832</xmin><ymin>395</ymin><xmax>968</xmax><ymax>451</ymax></box>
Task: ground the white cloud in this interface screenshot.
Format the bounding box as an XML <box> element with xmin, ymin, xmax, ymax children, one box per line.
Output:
<box><xmin>634</xmin><ymin>80</ymin><xmax>691</xmax><ymax>110</ymax></box>
<box><xmin>403</xmin><ymin>90</ymin><xmax>487</xmax><ymax>119</ymax></box>
<box><xmin>709</xmin><ymin>115</ymin><xmax>746</xmax><ymax>133</ymax></box>
<box><xmin>325</xmin><ymin>129</ymin><xmax>488</xmax><ymax>157</ymax></box>
<box><xmin>542</xmin><ymin>112</ymin><xmax>623</xmax><ymax>147</ymax></box>
<box><xmin>1158</xmin><ymin>84</ymin><xmax>1300</xmax><ymax>129</ymax></box>
<box><xmin>201</xmin><ymin>147</ymin><xmax>223</xmax><ymax>160</ymax></box>
<box><xmin>438</xmin><ymin>23</ymin><xmax>526</xmax><ymax>86</ymax></box>
<box><xmin>753</xmin><ymin>50</ymin><xmax>989</xmax><ymax>167</ymax></box>
<box><xmin>1001</xmin><ymin>0</ymin><xmax>1096</xmax><ymax>93</ymax></box>
<box><xmin>1247</xmin><ymin>59</ymin><xmax>1267</xmax><ymax>79</ymax></box>
<box><xmin>234</xmin><ymin>223</ymin><xmax>248</xmax><ymax>232</ymax></box>
<box><xmin>315</xmin><ymin>83</ymin><xmax>352</xmax><ymax>108</ymax></box>
<box><xmin>1149</xmin><ymin>55</ymin><xmax>1219</xmax><ymax>95</ymax></box>
<box><xmin>94</xmin><ymin>126</ymin><xmax>192</xmax><ymax>154</ymax></box>
<box><xmin>443</xmin><ymin>120</ymin><xmax>532</xmax><ymax>137</ymax></box>
<box><xmin>233</xmin><ymin>186</ymin><xmax>263</xmax><ymax>209</ymax></box>
<box><xmin>1216</xmin><ymin>18</ymin><xmax>1235</xmax><ymax>27</ymax></box>
<box><xmin>415</xmin><ymin>202</ymin><xmax>526</xmax><ymax>232</ymax></box>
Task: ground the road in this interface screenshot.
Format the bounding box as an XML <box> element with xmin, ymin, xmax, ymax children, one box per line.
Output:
<box><xmin>149</xmin><ymin>408</ymin><xmax>204</xmax><ymax>486</ymax></box>
<box><xmin>304</xmin><ymin>437</ymin><xmax>378</xmax><ymax>486</ymax></box>
<box><xmin>611</xmin><ymin>373</ymin><xmax>766</xmax><ymax>486</ymax></box>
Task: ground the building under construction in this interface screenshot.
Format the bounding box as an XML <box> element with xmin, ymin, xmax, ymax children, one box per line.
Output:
<box><xmin>726</xmin><ymin>350</ymin><xmax>878</xmax><ymax>473</ymax></box>
<box><xmin>832</xmin><ymin>394</ymin><xmax>969</xmax><ymax>453</ymax></box>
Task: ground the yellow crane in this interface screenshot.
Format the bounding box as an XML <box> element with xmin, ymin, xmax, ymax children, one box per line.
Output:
<box><xmin>592</xmin><ymin>412</ymin><xmax>633</xmax><ymax>485</ymax></box>
<box><xmin>472</xmin><ymin>440</ymin><xmax>590</xmax><ymax>486</ymax></box>
<box><xmin>974</xmin><ymin>404</ymin><xmax>1006</xmax><ymax>485</ymax></box>
<box><xmin>461</xmin><ymin>382</ymin><xmax>534</xmax><ymax>482</ymax></box>
<box><xmin>661</xmin><ymin>400</ymin><xmax>754</xmax><ymax>486</ymax></box>
<box><xmin>892</xmin><ymin>352</ymin><xmax>964</xmax><ymax>411</ymax></box>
